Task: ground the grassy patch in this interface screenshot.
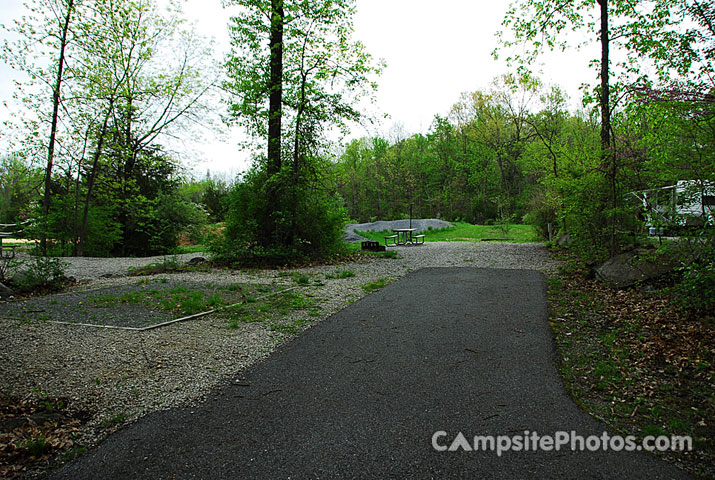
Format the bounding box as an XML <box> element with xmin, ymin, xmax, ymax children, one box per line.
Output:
<box><xmin>172</xmin><ymin>245</ymin><xmax>205</xmax><ymax>254</ymax></box>
<box><xmin>221</xmin><ymin>289</ymin><xmax>318</xmax><ymax>336</ymax></box>
<box><xmin>354</xmin><ymin>222</ymin><xmax>540</xmax><ymax>244</ymax></box>
<box><xmin>100</xmin><ymin>412</ymin><xmax>129</xmax><ymax>429</ymax></box>
<box><xmin>86</xmin><ymin>282</ymin><xmax>265</xmax><ymax>317</ymax></box>
<box><xmin>4</xmin><ymin>281</ymin><xmax>285</xmax><ymax>329</ymax></box>
<box><xmin>548</xmin><ymin>256</ymin><xmax>714</xmax><ymax>477</ymax></box>
<box><xmin>291</xmin><ymin>273</ymin><xmax>311</xmax><ymax>286</ymax></box>
<box><xmin>361</xmin><ymin>278</ymin><xmax>391</xmax><ymax>293</ymax></box>
<box><xmin>325</xmin><ymin>269</ymin><xmax>356</xmax><ymax>279</ymax></box>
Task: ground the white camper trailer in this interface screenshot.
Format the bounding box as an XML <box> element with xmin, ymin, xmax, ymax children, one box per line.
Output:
<box><xmin>631</xmin><ymin>180</ymin><xmax>715</xmax><ymax>234</ymax></box>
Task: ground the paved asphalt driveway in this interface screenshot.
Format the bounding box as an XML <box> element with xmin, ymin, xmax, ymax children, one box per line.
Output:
<box><xmin>50</xmin><ymin>268</ymin><xmax>689</xmax><ymax>479</ymax></box>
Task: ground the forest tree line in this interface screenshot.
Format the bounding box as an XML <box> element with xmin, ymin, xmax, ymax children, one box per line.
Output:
<box><xmin>333</xmin><ymin>73</ymin><xmax>714</xmax><ymax>259</ymax></box>
<box><xmin>1</xmin><ymin>0</ymin><xmax>218</xmax><ymax>256</ymax></box>
<box><xmin>0</xmin><ymin>0</ymin><xmax>713</xmax><ymax>268</ymax></box>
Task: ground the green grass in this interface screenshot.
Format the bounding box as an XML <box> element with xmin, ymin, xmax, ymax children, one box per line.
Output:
<box><xmin>86</xmin><ymin>282</ymin><xmax>270</xmax><ymax>318</ymax></box>
<box><xmin>325</xmin><ymin>269</ymin><xmax>356</xmax><ymax>279</ymax></box>
<box><xmin>0</xmin><ymin>239</ymin><xmax>33</xmax><ymax>252</ymax></box>
<box><xmin>23</xmin><ymin>436</ymin><xmax>51</xmax><ymax>456</ymax></box>
<box><xmin>353</xmin><ymin>222</ymin><xmax>540</xmax><ymax>244</ymax></box>
<box><xmin>222</xmin><ymin>289</ymin><xmax>318</xmax><ymax>335</ymax></box>
<box><xmin>63</xmin><ymin>445</ymin><xmax>88</xmax><ymax>460</ymax></box>
<box><xmin>172</xmin><ymin>245</ymin><xmax>205</xmax><ymax>254</ymax></box>
<box><xmin>291</xmin><ymin>273</ymin><xmax>311</xmax><ymax>286</ymax></box>
<box><xmin>100</xmin><ymin>412</ymin><xmax>129</xmax><ymax>429</ymax></box>
<box><xmin>361</xmin><ymin>278</ymin><xmax>391</xmax><ymax>293</ymax></box>
<box><xmin>276</xmin><ymin>271</ymin><xmax>323</xmax><ymax>286</ymax></box>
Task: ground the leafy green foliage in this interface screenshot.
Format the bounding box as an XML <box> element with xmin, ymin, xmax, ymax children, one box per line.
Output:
<box><xmin>2</xmin><ymin>0</ymin><xmax>214</xmax><ymax>259</ymax></box>
<box><xmin>671</xmin><ymin>232</ymin><xmax>715</xmax><ymax>313</ymax></box>
<box><xmin>81</xmin><ymin>206</ymin><xmax>122</xmax><ymax>258</ymax></box>
<box><xmin>361</xmin><ymin>278</ymin><xmax>391</xmax><ymax>293</ymax></box>
<box><xmin>225</xmin><ymin>0</ymin><xmax>381</xmax><ymax>146</ymax></box>
<box><xmin>219</xmin><ymin>0</ymin><xmax>380</xmax><ymax>265</ymax></box>
<box><xmin>335</xmin><ymin>77</ymin><xmax>553</xmax><ymax>225</ymax></box>
<box><xmin>179</xmin><ymin>175</ymin><xmax>231</xmax><ymax>223</ymax></box>
<box><xmin>8</xmin><ymin>256</ymin><xmax>69</xmax><ymax>293</ymax></box>
<box><xmin>212</xmin><ymin>163</ymin><xmax>348</xmax><ymax>265</ymax></box>
<box><xmin>0</xmin><ymin>155</ymin><xmax>41</xmax><ymax>225</ymax></box>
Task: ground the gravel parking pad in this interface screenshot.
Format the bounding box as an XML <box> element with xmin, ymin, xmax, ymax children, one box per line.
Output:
<box><xmin>0</xmin><ymin>281</ymin><xmax>288</xmax><ymax>329</ymax></box>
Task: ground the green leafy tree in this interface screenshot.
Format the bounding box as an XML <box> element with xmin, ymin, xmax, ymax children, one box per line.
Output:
<box><xmin>222</xmin><ymin>0</ymin><xmax>381</xmax><ymax>262</ymax></box>
<box><xmin>0</xmin><ymin>155</ymin><xmax>42</xmax><ymax>224</ymax></box>
<box><xmin>1</xmin><ymin>0</ymin><xmax>79</xmax><ymax>253</ymax></box>
<box><xmin>3</xmin><ymin>0</ymin><xmax>215</xmax><ymax>257</ymax></box>
<box><xmin>494</xmin><ymin>0</ymin><xmax>705</xmax><ymax>255</ymax></box>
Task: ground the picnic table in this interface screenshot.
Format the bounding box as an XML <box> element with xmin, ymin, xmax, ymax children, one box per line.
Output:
<box><xmin>385</xmin><ymin>228</ymin><xmax>424</xmax><ymax>247</ymax></box>
<box><xmin>0</xmin><ymin>220</ymin><xmax>32</xmax><ymax>260</ymax></box>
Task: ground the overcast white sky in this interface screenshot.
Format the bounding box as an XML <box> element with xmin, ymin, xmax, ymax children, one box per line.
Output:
<box><xmin>0</xmin><ymin>0</ymin><xmax>596</xmax><ymax>177</ymax></box>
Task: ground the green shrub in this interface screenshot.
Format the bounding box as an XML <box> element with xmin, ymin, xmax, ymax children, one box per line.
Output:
<box><xmin>212</xmin><ymin>162</ymin><xmax>348</xmax><ymax>266</ymax></box>
<box><xmin>83</xmin><ymin>206</ymin><xmax>122</xmax><ymax>257</ymax></box>
<box><xmin>671</xmin><ymin>232</ymin><xmax>715</xmax><ymax>313</ymax></box>
<box><xmin>10</xmin><ymin>256</ymin><xmax>68</xmax><ymax>293</ymax></box>
<box><xmin>524</xmin><ymin>189</ymin><xmax>559</xmax><ymax>240</ymax></box>
<box><xmin>0</xmin><ymin>252</ymin><xmax>22</xmax><ymax>283</ymax></box>
<box><xmin>151</xmin><ymin>192</ymin><xmax>207</xmax><ymax>254</ymax></box>
<box><xmin>23</xmin><ymin>436</ymin><xmax>51</xmax><ymax>457</ymax></box>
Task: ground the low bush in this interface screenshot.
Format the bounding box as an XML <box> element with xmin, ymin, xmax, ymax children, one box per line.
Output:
<box><xmin>8</xmin><ymin>256</ymin><xmax>69</xmax><ymax>294</ymax></box>
<box><xmin>211</xmin><ymin>163</ymin><xmax>349</xmax><ymax>266</ymax></box>
<box><xmin>671</xmin><ymin>231</ymin><xmax>715</xmax><ymax>313</ymax></box>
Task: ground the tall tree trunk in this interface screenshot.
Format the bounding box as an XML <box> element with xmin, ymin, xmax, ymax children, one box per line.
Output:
<box><xmin>289</xmin><ymin>71</ymin><xmax>309</xmax><ymax>245</ymax></box>
<box><xmin>41</xmin><ymin>0</ymin><xmax>75</xmax><ymax>255</ymax></box>
<box><xmin>78</xmin><ymin>103</ymin><xmax>113</xmax><ymax>257</ymax></box>
<box><xmin>120</xmin><ymin>99</ymin><xmax>135</xmax><ymax>257</ymax></box>
<box><xmin>598</xmin><ymin>0</ymin><xmax>611</xmax><ymax>150</ymax></box>
<box><xmin>268</xmin><ymin>0</ymin><xmax>283</xmax><ymax>177</ymax></box>
<box><xmin>264</xmin><ymin>0</ymin><xmax>284</xmax><ymax>246</ymax></box>
<box><xmin>598</xmin><ymin>0</ymin><xmax>616</xmax><ymax>255</ymax></box>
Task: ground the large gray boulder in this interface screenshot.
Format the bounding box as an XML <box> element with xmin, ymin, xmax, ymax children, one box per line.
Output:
<box><xmin>0</xmin><ymin>281</ymin><xmax>12</xmax><ymax>299</ymax></box>
<box><xmin>344</xmin><ymin>219</ymin><xmax>453</xmax><ymax>243</ymax></box>
<box><xmin>595</xmin><ymin>249</ymin><xmax>679</xmax><ymax>289</ymax></box>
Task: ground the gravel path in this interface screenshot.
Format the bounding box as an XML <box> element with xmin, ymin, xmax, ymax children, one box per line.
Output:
<box><xmin>11</xmin><ymin>252</ymin><xmax>204</xmax><ymax>283</ymax></box>
<box><xmin>0</xmin><ymin>242</ymin><xmax>558</xmax><ymax>471</ymax></box>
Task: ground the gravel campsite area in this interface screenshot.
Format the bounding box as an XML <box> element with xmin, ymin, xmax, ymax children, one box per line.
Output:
<box><xmin>0</xmin><ymin>241</ymin><xmax>558</xmax><ymax>473</ymax></box>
